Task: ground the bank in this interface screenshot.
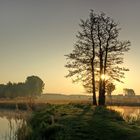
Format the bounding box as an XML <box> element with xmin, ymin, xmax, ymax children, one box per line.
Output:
<box><xmin>17</xmin><ymin>104</ymin><xmax>140</xmax><ymax>140</ymax></box>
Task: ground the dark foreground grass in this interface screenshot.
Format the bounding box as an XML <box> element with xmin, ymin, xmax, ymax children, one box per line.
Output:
<box><xmin>18</xmin><ymin>104</ymin><xmax>140</xmax><ymax>140</ymax></box>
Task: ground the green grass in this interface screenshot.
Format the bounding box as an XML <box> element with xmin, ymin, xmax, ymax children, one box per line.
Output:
<box><xmin>18</xmin><ymin>104</ymin><xmax>140</xmax><ymax>140</ymax></box>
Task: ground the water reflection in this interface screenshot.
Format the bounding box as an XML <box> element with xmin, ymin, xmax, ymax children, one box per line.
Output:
<box><xmin>0</xmin><ymin>110</ymin><xmax>31</xmax><ymax>140</ymax></box>
<box><xmin>109</xmin><ymin>106</ymin><xmax>140</xmax><ymax>117</ymax></box>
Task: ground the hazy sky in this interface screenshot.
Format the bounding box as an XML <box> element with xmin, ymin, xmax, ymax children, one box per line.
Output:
<box><xmin>0</xmin><ymin>0</ymin><xmax>140</xmax><ymax>95</ymax></box>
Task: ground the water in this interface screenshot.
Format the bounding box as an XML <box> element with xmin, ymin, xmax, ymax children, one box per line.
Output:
<box><xmin>0</xmin><ymin>110</ymin><xmax>30</xmax><ymax>140</ymax></box>
<box><xmin>0</xmin><ymin>117</ymin><xmax>18</xmax><ymax>140</ymax></box>
<box><xmin>108</xmin><ymin>106</ymin><xmax>140</xmax><ymax>117</ymax></box>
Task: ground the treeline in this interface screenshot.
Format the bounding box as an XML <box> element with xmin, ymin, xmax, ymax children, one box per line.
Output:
<box><xmin>0</xmin><ymin>76</ymin><xmax>44</xmax><ymax>98</ymax></box>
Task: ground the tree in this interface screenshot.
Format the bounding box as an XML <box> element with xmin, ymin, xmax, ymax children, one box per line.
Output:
<box><xmin>25</xmin><ymin>76</ymin><xmax>44</xmax><ymax>96</ymax></box>
<box><xmin>0</xmin><ymin>76</ymin><xmax>44</xmax><ymax>98</ymax></box>
<box><xmin>65</xmin><ymin>10</ymin><xmax>130</xmax><ymax>106</ymax></box>
<box><xmin>0</xmin><ymin>84</ymin><xmax>5</xmax><ymax>98</ymax></box>
<box><xmin>106</xmin><ymin>83</ymin><xmax>115</xmax><ymax>96</ymax></box>
<box><xmin>96</xmin><ymin>12</ymin><xmax>130</xmax><ymax>105</ymax></box>
<box><xmin>65</xmin><ymin>10</ymin><xmax>98</xmax><ymax>105</ymax></box>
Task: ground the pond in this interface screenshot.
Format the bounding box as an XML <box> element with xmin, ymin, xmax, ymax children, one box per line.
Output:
<box><xmin>0</xmin><ymin>110</ymin><xmax>31</xmax><ymax>140</ymax></box>
<box><xmin>108</xmin><ymin>106</ymin><xmax>140</xmax><ymax>117</ymax></box>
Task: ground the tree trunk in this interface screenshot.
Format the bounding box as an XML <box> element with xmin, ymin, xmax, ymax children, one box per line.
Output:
<box><xmin>90</xmin><ymin>20</ymin><xmax>97</xmax><ymax>106</ymax></box>
<box><xmin>98</xmin><ymin>92</ymin><xmax>105</xmax><ymax>105</ymax></box>
<box><xmin>98</xmin><ymin>45</ymin><xmax>105</xmax><ymax>105</ymax></box>
<box><xmin>98</xmin><ymin>80</ymin><xmax>103</xmax><ymax>105</ymax></box>
<box><xmin>97</xmin><ymin>23</ymin><xmax>105</xmax><ymax>106</ymax></box>
<box><xmin>101</xmin><ymin>80</ymin><xmax>106</xmax><ymax>105</ymax></box>
<box><xmin>93</xmin><ymin>91</ymin><xmax>97</xmax><ymax>105</ymax></box>
<box><xmin>91</xmin><ymin>59</ymin><xmax>97</xmax><ymax>105</ymax></box>
<box><xmin>99</xmin><ymin>37</ymin><xmax>109</xmax><ymax>106</ymax></box>
<box><xmin>98</xmin><ymin>79</ymin><xmax>106</xmax><ymax>105</ymax></box>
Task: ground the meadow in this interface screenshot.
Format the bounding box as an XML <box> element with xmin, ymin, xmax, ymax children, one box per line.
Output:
<box><xmin>1</xmin><ymin>96</ymin><xmax>140</xmax><ymax>111</ymax></box>
<box><xmin>0</xmin><ymin>97</ymin><xmax>91</xmax><ymax>111</ymax></box>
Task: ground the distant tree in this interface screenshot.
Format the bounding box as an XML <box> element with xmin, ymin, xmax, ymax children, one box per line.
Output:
<box><xmin>65</xmin><ymin>10</ymin><xmax>130</xmax><ymax>106</ymax></box>
<box><xmin>106</xmin><ymin>83</ymin><xmax>115</xmax><ymax>96</ymax></box>
<box><xmin>0</xmin><ymin>84</ymin><xmax>6</xmax><ymax>98</ymax></box>
<box><xmin>25</xmin><ymin>76</ymin><xmax>44</xmax><ymax>96</ymax></box>
<box><xmin>123</xmin><ymin>88</ymin><xmax>135</xmax><ymax>96</ymax></box>
<box><xmin>15</xmin><ymin>82</ymin><xmax>27</xmax><ymax>97</ymax></box>
<box><xmin>5</xmin><ymin>82</ymin><xmax>13</xmax><ymax>98</ymax></box>
<box><xmin>0</xmin><ymin>76</ymin><xmax>44</xmax><ymax>98</ymax></box>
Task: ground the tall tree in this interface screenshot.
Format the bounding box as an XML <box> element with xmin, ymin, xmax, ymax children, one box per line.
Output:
<box><xmin>65</xmin><ymin>10</ymin><xmax>130</xmax><ymax>105</ymax></box>
<box><xmin>96</xmin><ymin>13</ymin><xmax>130</xmax><ymax>105</ymax></box>
<box><xmin>65</xmin><ymin>10</ymin><xmax>98</xmax><ymax>105</ymax></box>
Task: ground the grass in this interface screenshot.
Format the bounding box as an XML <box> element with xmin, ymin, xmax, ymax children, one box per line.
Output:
<box><xmin>0</xmin><ymin>98</ymin><xmax>91</xmax><ymax>111</ymax></box>
<box><xmin>1</xmin><ymin>97</ymin><xmax>140</xmax><ymax>111</ymax></box>
<box><xmin>17</xmin><ymin>103</ymin><xmax>140</xmax><ymax>140</ymax></box>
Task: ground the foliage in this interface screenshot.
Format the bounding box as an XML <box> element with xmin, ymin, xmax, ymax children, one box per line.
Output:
<box><xmin>106</xmin><ymin>83</ymin><xmax>115</xmax><ymax>96</ymax></box>
<box><xmin>65</xmin><ymin>10</ymin><xmax>130</xmax><ymax>105</ymax></box>
<box><xmin>25</xmin><ymin>76</ymin><xmax>44</xmax><ymax>96</ymax></box>
<box><xmin>0</xmin><ymin>76</ymin><xmax>44</xmax><ymax>98</ymax></box>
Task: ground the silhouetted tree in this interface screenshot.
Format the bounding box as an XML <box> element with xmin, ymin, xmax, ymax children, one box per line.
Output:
<box><xmin>65</xmin><ymin>10</ymin><xmax>130</xmax><ymax>105</ymax></box>
<box><xmin>96</xmin><ymin>12</ymin><xmax>130</xmax><ymax>105</ymax></box>
<box><xmin>106</xmin><ymin>83</ymin><xmax>115</xmax><ymax>96</ymax></box>
<box><xmin>65</xmin><ymin>10</ymin><xmax>98</xmax><ymax>105</ymax></box>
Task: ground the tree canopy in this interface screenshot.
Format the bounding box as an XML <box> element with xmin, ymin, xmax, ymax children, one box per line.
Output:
<box><xmin>65</xmin><ymin>10</ymin><xmax>130</xmax><ymax>105</ymax></box>
<box><xmin>0</xmin><ymin>76</ymin><xmax>44</xmax><ymax>98</ymax></box>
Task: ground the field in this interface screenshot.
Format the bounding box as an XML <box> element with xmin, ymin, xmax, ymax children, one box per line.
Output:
<box><xmin>0</xmin><ymin>97</ymin><xmax>91</xmax><ymax>111</ymax></box>
<box><xmin>1</xmin><ymin>95</ymin><xmax>140</xmax><ymax>111</ymax></box>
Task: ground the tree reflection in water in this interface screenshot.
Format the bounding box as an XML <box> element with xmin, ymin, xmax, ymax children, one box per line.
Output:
<box><xmin>0</xmin><ymin>110</ymin><xmax>31</xmax><ymax>140</ymax></box>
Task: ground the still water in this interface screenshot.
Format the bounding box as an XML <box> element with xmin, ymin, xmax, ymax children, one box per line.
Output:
<box><xmin>108</xmin><ymin>106</ymin><xmax>140</xmax><ymax>117</ymax></box>
<box><xmin>0</xmin><ymin>110</ymin><xmax>30</xmax><ymax>140</ymax></box>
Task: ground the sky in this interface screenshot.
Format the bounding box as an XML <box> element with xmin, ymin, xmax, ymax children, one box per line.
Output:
<box><xmin>0</xmin><ymin>0</ymin><xmax>140</xmax><ymax>95</ymax></box>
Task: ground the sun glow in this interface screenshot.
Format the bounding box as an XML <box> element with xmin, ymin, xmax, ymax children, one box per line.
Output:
<box><xmin>101</xmin><ymin>74</ymin><xmax>108</xmax><ymax>80</ymax></box>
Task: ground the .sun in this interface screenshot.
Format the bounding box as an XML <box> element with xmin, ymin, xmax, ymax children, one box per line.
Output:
<box><xmin>101</xmin><ymin>74</ymin><xmax>108</xmax><ymax>80</ymax></box>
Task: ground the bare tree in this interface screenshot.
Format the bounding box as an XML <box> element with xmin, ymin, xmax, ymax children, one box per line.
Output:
<box><xmin>65</xmin><ymin>10</ymin><xmax>130</xmax><ymax>106</ymax></box>
<box><xmin>65</xmin><ymin>10</ymin><xmax>98</xmax><ymax>105</ymax></box>
<box><xmin>96</xmin><ymin>13</ymin><xmax>130</xmax><ymax>105</ymax></box>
